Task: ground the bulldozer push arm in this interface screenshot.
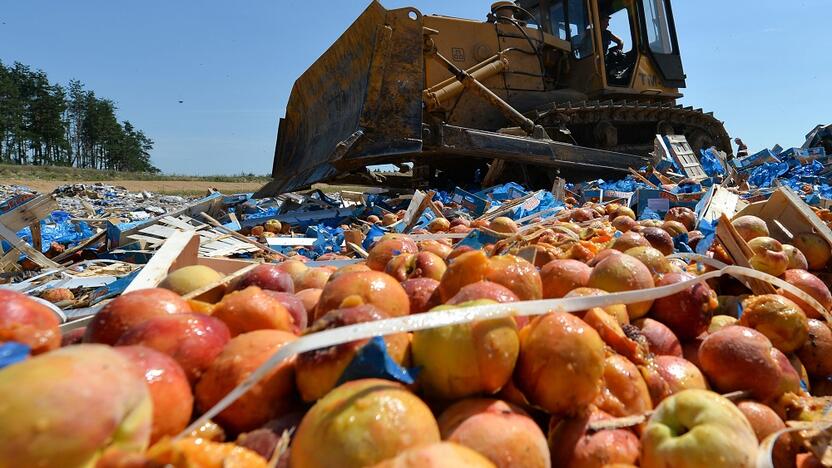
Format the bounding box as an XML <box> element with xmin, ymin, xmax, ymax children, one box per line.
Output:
<box><xmin>256</xmin><ymin>2</ymin><xmax>647</xmax><ymax>197</ymax></box>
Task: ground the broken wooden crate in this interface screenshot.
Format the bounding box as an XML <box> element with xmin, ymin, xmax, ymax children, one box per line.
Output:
<box><xmin>126</xmin><ymin>214</ymin><xmax>260</xmax><ymax>258</ymax></box>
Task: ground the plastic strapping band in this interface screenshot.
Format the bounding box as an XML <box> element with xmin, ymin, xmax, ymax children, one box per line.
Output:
<box><xmin>177</xmin><ymin>263</ymin><xmax>831</xmax><ymax>446</ymax></box>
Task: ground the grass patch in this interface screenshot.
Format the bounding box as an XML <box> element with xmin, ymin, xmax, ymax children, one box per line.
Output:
<box><xmin>0</xmin><ymin>163</ymin><xmax>271</xmax><ymax>183</ymax></box>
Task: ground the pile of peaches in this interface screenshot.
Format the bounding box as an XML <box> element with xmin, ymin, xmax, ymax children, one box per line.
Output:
<box><xmin>1</xmin><ymin>203</ymin><xmax>832</xmax><ymax>468</ymax></box>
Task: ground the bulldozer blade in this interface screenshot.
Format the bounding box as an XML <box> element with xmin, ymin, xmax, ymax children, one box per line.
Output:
<box><xmin>256</xmin><ymin>2</ymin><xmax>424</xmax><ymax>197</ymax></box>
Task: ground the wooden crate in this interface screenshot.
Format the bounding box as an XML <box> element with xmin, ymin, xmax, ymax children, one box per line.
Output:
<box><xmin>735</xmin><ymin>187</ymin><xmax>832</xmax><ymax>249</ymax></box>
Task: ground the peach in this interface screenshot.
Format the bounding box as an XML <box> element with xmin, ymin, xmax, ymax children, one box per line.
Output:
<box><xmin>61</xmin><ymin>327</ymin><xmax>85</xmax><ymax>347</ymax></box>
<box><xmin>366</xmin><ymin>236</ymin><xmax>418</xmax><ymax>271</ymax></box>
<box><xmin>612</xmin><ymin>215</ymin><xmax>638</xmax><ymax>232</ymax></box>
<box><xmin>294</xmin><ymin>287</ymin><xmax>322</xmax><ymax>315</ymax></box>
<box><xmin>665</xmin><ymin>207</ymin><xmax>696</xmax><ymax>231</ymax></box>
<box><xmin>539</xmin><ymin>259</ymin><xmax>592</xmax><ymax>299</ymax></box>
<box><xmin>661</xmin><ymin>220</ymin><xmax>688</xmax><ymax>238</ymax></box>
<box><xmin>624</xmin><ymin>246</ymin><xmax>676</xmax><ymax>278</ymax></box>
<box><xmin>447</xmin><ymin>280</ymin><xmax>520</xmax><ymax>305</ymax></box>
<box><xmin>614</xmin><ymin>206</ymin><xmax>637</xmax><ymax>220</ymax></box>
<box><xmin>329</xmin><ymin>263</ymin><xmax>371</xmax><ymax>281</ymax></box>
<box><xmin>369</xmin><ymin>442</ymin><xmax>495</xmax><ymax>468</ymax></box>
<box><xmin>548</xmin><ymin>408</ymin><xmax>640</xmax><ymax>468</ymax></box>
<box><xmin>160</xmin><ymin>265</ymin><xmax>224</xmax><ymax>300</ymax></box>
<box><xmin>427</xmin><ymin>217</ymin><xmax>451</xmax><ymax>233</ymax></box>
<box><xmin>412</xmin><ymin>300</ymin><xmax>518</xmax><ymax>399</ymax></box>
<box><xmin>275</xmin><ymin>260</ymin><xmax>309</xmax><ymax>286</ymax></box>
<box><xmin>732</xmin><ymin>215</ymin><xmax>769</xmax><ymax>241</ymax></box>
<box><xmin>649</xmin><ymin>272</ymin><xmax>717</xmax><ymax>340</ymax></box>
<box><xmin>385</xmin><ymin>251</ymin><xmax>447</xmax><ymax>281</ymax></box>
<box><xmin>295</xmin><ymin>267</ymin><xmax>333</xmax><ymax>291</ymax></box>
<box><xmin>515</xmin><ymin>313</ymin><xmax>605</xmax><ymax>415</ymax></box>
<box><xmin>736</xmin><ymin>401</ymin><xmax>795</xmax><ymax>467</ymax></box>
<box><xmin>0</xmin><ymin>345</ymin><xmax>152</xmax><ymax>467</ymax></box>
<box><xmin>448</xmin><ymin>245</ymin><xmax>475</xmax><ymax>261</ymax></box>
<box><xmin>130</xmin><ymin>437</ymin><xmax>268</xmax><ymax>467</ymax></box>
<box><xmin>640</xmin><ymin>219</ymin><xmax>663</xmax><ymax>228</ymax></box>
<box><xmin>367</xmin><ymin>214</ymin><xmax>381</xmax><ymax>224</ymax></box>
<box><xmin>237</xmin><ymin>263</ymin><xmax>294</xmax><ymax>293</ymax></box>
<box><xmin>635</xmin><ymin>317</ymin><xmax>682</xmax><ymax>357</ymax></box>
<box><xmin>643</xmin><ymin>355</ymin><xmax>708</xmax><ymax>405</ymax></box>
<box><xmin>780</xmin><ymin>269</ymin><xmax>832</xmax><ymax>319</ymax></box>
<box><xmin>437</xmin><ymin>399</ymin><xmax>549</xmax><ymax>468</ymax></box>
<box><xmin>588</xmin><ymin>254</ymin><xmax>655</xmax><ymax>319</ymax></box>
<box><xmin>595</xmin><ymin>354</ymin><xmax>653</xmax><ymax>418</ymax></box>
<box><xmin>489</xmin><ymin>216</ymin><xmax>518</xmax><ymax>234</ymax></box>
<box><xmin>708</xmin><ymin>314</ymin><xmax>738</xmax><ymax>333</ymax></box>
<box><xmin>116</xmin><ymin>346</ymin><xmax>193</xmax><ymax>443</ymax></box>
<box><xmin>195</xmin><ymin>330</ymin><xmax>297</xmax><ymax>433</ymax></box>
<box><xmin>793</xmin><ymin>232</ymin><xmax>832</xmax><ymax>270</ymax></box>
<box><xmin>783</xmin><ymin>244</ymin><xmax>810</xmax><ymax>270</ymax></box>
<box><xmin>438</xmin><ymin>250</ymin><xmax>542</xmax><ymax>302</ymax></box>
<box><xmin>796</xmin><ymin>318</ymin><xmax>832</xmax><ymax>378</ymax></box>
<box><xmin>748</xmin><ymin>237</ymin><xmax>789</xmax><ymax>277</ymax></box>
<box><xmin>263</xmin><ymin>291</ymin><xmax>307</xmax><ymax>332</ymax></box>
<box><xmin>699</xmin><ymin>326</ymin><xmax>800</xmax><ymax>401</ymax></box>
<box><xmin>250</xmin><ymin>225</ymin><xmax>265</xmax><ymax>237</ymax></box>
<box><xmin>84</xmin><ymin>288</ymin><xmax>190</xmax><ymax>345</ymax></box>
<box><xmin>383</xmin><ymin>213</ymin><xmax>398</xmax><ymax>226</ymax></box>
<box><xmin>565</xmin><ymin>287</ymin><xmax>630</xmax><ymax>325</ymax></box>
<box><xmin>739</xmin><ymin>294</ymin><xmax>809</xmax><ymax>353</ymax></box>
<box><xmin>212</xmin><ymin>286</ymin><xmax>294</xmax><ymax>336</ymax></box>
<box><xmin>40</xmin><ymin>287</ymin><xmax>74</xmax><ymax>303</ymax></box>
<box><xmin>296</xmin><ymin>305</ymin><xmax>409</xmax><ymax>402</ymax></box>
<box><xmin>612</xmin><ymin>231</ymin><xmax>651</xmax><ymax>252</ymax></box>
<box><xmin>419</xmin><ymin>239</ymin><xmax>453</xmax><ymax>259</ymax></box>
<box><xmin>583</xmin><ymin>307</ymin><xmax>645</xmax><ymax>362</ymax></box>
<box><xmin>641</xmin><ymin>227</ymin><xmax>675</xmax><ymax>256</ymax></box>
<box><xmin>314</xmin><ymin>271</ymin><xmax>410</xmax><ymax>321</ymax></box>
<box><xmin>290</xmin><ymin>379</ymin><xmax>440</xmax><ymax>468</ymax></box>
<box><xmin>265</xmin><ymin>219</ymin><xmax>282</xmax><ymax>233</ymax></box>
<box><xmin>401</xmin><ymin>278</ymin><xmax>441</xmax><ymax>313</ymax></box>
<box><xmin>0</xmin><ymin>289</ymin><xmax>60</xmax><ymax>354</ymax></box>
<box><xmin>115</xmin><ymin>312</ymin><xmax>231</xmax><ymax>384</ymax></box>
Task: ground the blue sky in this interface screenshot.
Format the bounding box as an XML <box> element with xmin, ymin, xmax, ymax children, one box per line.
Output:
<box><xmin>1</xmin><ymin>0</ymin><xmax>827</xmax><ymax>175</ymax></box>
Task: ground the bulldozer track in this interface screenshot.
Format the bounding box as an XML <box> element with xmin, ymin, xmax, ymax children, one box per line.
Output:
<box><xmin>532</xmin><ymin>99</ymin><xmax>733</xmax><ymax>156</ymax></box>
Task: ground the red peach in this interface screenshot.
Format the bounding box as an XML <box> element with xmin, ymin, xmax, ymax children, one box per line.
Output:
<box><xmin>641</xmin><ymin>227</ymin><xmax>675</xmax><ymax>256</ymax></box>
<box><xmin>595</xmin><ymin>354</ymin><xmax>653</xmax><ymax>418</ymax></box>
<box><xmin>40</xmin><ymin>287</ymin><xmax>74</xmax><ymax>303</ymax></box>
<box><xmin>366</xmin><ymin>236</ymin><xmax>418</xmax><ymax>271</ymax></box>
<box><xmin>369</xmin><ymin>443</ymin><xmax>494</xmax><ymax>468</ymax></box>
<box><xmin>612</xmin><ymin>215</ymin><xmax>638</xmax><ymax>233</ymax></box>
<box><xmin>401</xmin><ymin>278</ymin><xmax>441</xmax><ymax>314</ymax></box>
<box><xmin>548</xmin><ymin>408</ymin><xmax>640</xmax><ymax>468</ymax></box>
<box><xmin>447</xmin><ymin>245</ymin><xmax>475</xmax><ymax>261</ymax></box>
<box><xmin>649</xmin><ymin>272</ymin><xmax>717</xmax><ymax>340</ymax></box>
<box><xmin>588</xmin><ymin>254</ymin><xmax>655</xmax><ymax>319</ymax></box>
<box><xmin>624</xmin><ymin>246</ymin><xmax>676</xmax><ymax>278</ymax></box>
<box><xmin>427</xmin><ymin>217</ymin><xmax>450</xmax><ymax>233</ymax></box>
<box><xmin>748</xmin><ymin>237</ymin><xmax>789</xmax><ymax>277</ymax></box>
<box><xmin>438</xmin><ymin>251</ymin><xmax>542</xmax><ymax>302</ymax></box>
<box><xmin>736</xmin><ymin>400</ymin><xmax>795</xmax><ymax>467</ymax></box>
<box><xmin>314</xmin><ymin>271</ymin><xmax>410</xmax><ymax>322</ymax></box>
<box><xmin>0</xmin><ymin>289</ymin><xmax>61</xmax><ymax>354</ymax></box>
<box><xmin>275</xmin><ymin>260</ymin><xmax>309</xmax><ymax>286</ymax></box>
<box><xmin>739</xmin><ymin>294</ymin><xmax>809</xmax><ymax>353</ymax></box>
<box><xmin>262</xmin><ymin>291</ymin><xmax>307</xmax><ymax>332</ymax></box>
<box><xmin>295</xmin><ymin>267</ymin><xmax>333</xmax><ymax>291</ymax></box>
<box><xmin>662</xmin><ymin>220</ymin><xmax>688</xmax><ymax>238</ymax></box>
<box><xmin>61</xmin><ymin>327</ymin><xmax>86</xmax><ymax>347</ymax></box>
<box><xmin>587</xmin><ymin>248</ymin><xmax>622</xmax><ymax>267</ymax></box>
<box><xmin>796</xmin><ymin>318</ymin><xmax>832</xmax><ymax>379</ymax></box>
<box><xmin>438</xmin><ymin>399</ymin><xmax>550</xmax><ymax>468</ymax></box>
<box><xmin>419</xmin><ymin>240</ymin><xmax>453</xmax><ymax>259</ymax></box>
<box><xmin>783</xmin><ymin>244</ymin><xmax>810</xmax><ymax>270</ymax></box>
<box><xmin>732</xmin><ymin>215</ymin><xmax>770</xmax><ymax>241</ymax></box>
<box><xmin>699</xmin><ymin>326</ymin><xmax>801</xmax><ymax>401</ymax></box>
<box><xmin>237</xmin><ymin>264</ymin><xmax>294</xmax><ymax>293</ymax></box>
<box><xmin>540</xmin><ymin>259</ymin><xmax>592</xmax><ymax>299</ymax></box>
<box><xmin>634</xmin><ymin>318</ymin><xmax>682</xmax><ymax>357</ymax></box>
<box><xmin>515</xmin><ymin>313</ymin><xmax>605</xmax><ymax>415</ymax></box>
<box><xmin>212</xmin><ymin>286</ymin><xmax>295</xmax><ymax>336</ymax></box>
<box><xmin>612</xmin><ymin>231</ymin><xmax>651</xmax><ymax>252</ymax></box>
<box><xmin>382</xmin><ymin>213</ymin><xmax>398</xmax><ymax>226</ymax></box>
<box><xmin>385</xmin><ymin>252</ymin><xmax>447</xmax><ymax>282</ymax></box>
<box><xmin>780</xmin><ymin>269</ymin><xmax>832</xmax><ymax>319</ymax></box>
<box><xmin>367</xmin><ymin>214</ymin><xmax>381</xmax><ymax>224</ymax></box>
<box><xmin>295</xmin><ymin>288</ymin><xmax>322</xmax><ymax>314</ymax></box>
<box><xmin>84</xmin><ymin>288</ymin><xmax>190</xmax><ymax>345</ymax></box>
<box><xmin>195</xmin><ymin>330</ymin><xmax>298</xmax><ymax>433</ymax></box>
<box><xmin>115</xmin><ymin>312</ymin><xmax>231</xmax><ymax>384</ymax></box>
<box><xmin>296</xmin><ymin>305</ymin><xmax>410</xmax><ymax>402</ymax></box>
<box><xmin>290</xmin><ymin>379</ymin><xmax>440</xmax><ymax>468</ymax></box>
<box><xmin>665</xmin><ymin>207</ymin><xmax>696</xmax><ymax>231</ymax></box>
<box><xmin>447</xmin><ymin>280</ymin><xmax>519</xmax><ymax>305</ymax></box>
<box><xmin>613</xmin><ymin>206</ymin><xmax>637</xmax><ymax>220</ymax></box>
<box><xmin>329</xmin><ymin>263</ymin><xmax>371</xmax><ymax>281</ymax></box>
<box><xmin>642</xmin><ymin>355</ymin><xmax>708</xmax><ymax>405</ymax></box>
<box><xmin>489</xmin><ymin>216</ymin><xmax>518</xmax><ymax>234</ymax></box>
<box><xmin>793</xmin><ymin>232</ymin><xmax>832</xmax><ymax>270</ymax></box>
<box><xmin>116</xmin><ymin>346</ymin><xmax>193</xmax><ymax>444</ymax></box>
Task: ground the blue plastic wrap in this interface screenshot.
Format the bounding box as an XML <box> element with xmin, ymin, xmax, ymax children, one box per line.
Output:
<box><xmin>510</xmin><ymin>191</ymin><xmax>564</xmax><ymax>220</ymax></box>
<box><xmin>639</xmin><ymin>207</ymin><xmax>662</xmax><ymax>221</ymax></box>
<box><xmin>599</xmin><ymin>177</ymin><xmax>646</xmax><ymax>193</ymax></box>
<box><xmin>699</xmin><ymin>148</ymin><xmax>726</xmax><ymax>176</ymax></box>
<box><xmin>362</xmin><ymin>224</ymin><xmax>387</xmax><ymax>250</ymax></box>
<box><xmin>673</xmin><ymin>233</ymin><xmax>693</xmax><ymax>254</ymax></box>
<box><xmin>336</xmin><ymin>336</ymin><xmax>416</xmax><ymax>386</ymax></box>
<box><xmin>0</xmin><ymin>342</ymin><xmax>30</xmax><ymax>369</ymax></box>
<box><xmin>696</xmin><ymin>219</ymin><xmax>718</xmax><ymax>255</ymax></box>
<box><xmin>5</xmin><ymin>211</ymin><xmax>95</xmax><ymax>253</ymax></box>
<box><xmin>306</xmin><ymin>225</ymin><xmax>345</xmax><ymax>257</ymax></box>
<box><xmin>748</xmin><ymin>162</ymin><xmax>790</xmax><ymax>188</ymax></box>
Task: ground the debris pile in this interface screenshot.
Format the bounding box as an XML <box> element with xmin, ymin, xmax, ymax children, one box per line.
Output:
<box><xmin>1</xmin><ymin>131</ymin><xmax>832</xmax><ymax>467</ymax></box>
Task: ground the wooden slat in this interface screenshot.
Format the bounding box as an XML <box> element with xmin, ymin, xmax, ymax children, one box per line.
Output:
<box><xmin>124</xmin><ymin>231</ymin><xmax>200</xmax><ymax>293</ymax></box>
<box><xmin>715</xmin><ymin>213</ymin><xmax>777</xmax><ymax>295</ymax></box>
<box><xmin>0</xmin><ymin>222</ymin><xmax>60</xmax><ymax>269</ymax></box>
<box><xmin>0</xmin><ymin>194</ymin><xmax>59</xmax><ymax>232</ymax></box>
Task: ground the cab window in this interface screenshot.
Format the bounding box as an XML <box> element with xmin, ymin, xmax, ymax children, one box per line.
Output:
<box><xmin>642</xmin><ymin>0</ymin><xmax>674</xmax><ymax>54</ymax></box>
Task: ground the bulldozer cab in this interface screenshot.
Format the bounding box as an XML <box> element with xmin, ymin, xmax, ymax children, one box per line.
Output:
<box><xmin>520</xmin><ymin>0</ymin><xmax>685</xmax><ymax>97</ymax></box>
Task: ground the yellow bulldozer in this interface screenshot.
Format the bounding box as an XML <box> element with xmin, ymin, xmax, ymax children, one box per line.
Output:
<box><xmin>257</xmin><ymin>0</ymin><xmax>731</xmax><ymax>196</ymax></box>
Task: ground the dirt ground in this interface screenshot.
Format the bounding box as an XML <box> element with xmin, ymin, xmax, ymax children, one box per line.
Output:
<box><xmin>4</xmin><ymin>179</ymin><xmax>266</xmax><ymax>195</ymax></box>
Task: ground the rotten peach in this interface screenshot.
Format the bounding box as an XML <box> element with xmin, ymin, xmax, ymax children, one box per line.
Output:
<box><xmin>739</xmin><ymin>294</ymin><xmax>809</xmax><ymax>353</ymax></box>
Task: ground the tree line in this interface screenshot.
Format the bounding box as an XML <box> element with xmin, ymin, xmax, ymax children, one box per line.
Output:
<box><xmin>0</xmin><ymin>61</ymin><xmax>158</xmax><ymax>172</ymax></box>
